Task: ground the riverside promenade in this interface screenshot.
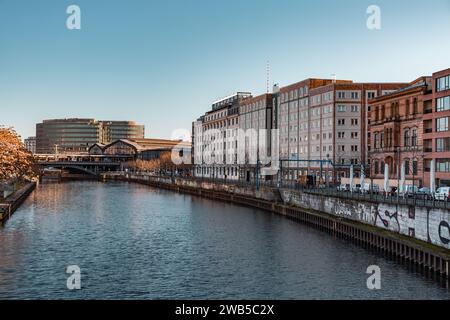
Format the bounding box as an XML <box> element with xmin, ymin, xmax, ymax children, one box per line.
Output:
<box><xmin>0</xmin><ymin>182</ymin><xmax>36</xmax><ymax>223</ymax></box>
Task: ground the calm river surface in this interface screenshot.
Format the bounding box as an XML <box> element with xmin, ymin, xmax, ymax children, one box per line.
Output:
<box><xmin>0</xmin><ymin>181</ymin><xmax>449</xmax><ymax>299</ymax></box>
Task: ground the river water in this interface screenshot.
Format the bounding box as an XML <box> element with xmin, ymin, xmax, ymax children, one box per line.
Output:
<box><xmin>0</xmin><ymin>181</ymin><xmax>448</xmax><ymax>299</ymax></box>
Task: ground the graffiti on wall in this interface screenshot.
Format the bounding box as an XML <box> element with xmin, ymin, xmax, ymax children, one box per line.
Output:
<box><xmin>280</xmin><ymin>190</ymin><xmax>450</xmax><ymax>250</ymax></box>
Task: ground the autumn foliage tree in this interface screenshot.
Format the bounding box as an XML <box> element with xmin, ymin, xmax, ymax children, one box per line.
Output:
<box><xmin>0</xmin><ymin>127</ymin><xmax>36</xmax><ymax>183</ymax></box>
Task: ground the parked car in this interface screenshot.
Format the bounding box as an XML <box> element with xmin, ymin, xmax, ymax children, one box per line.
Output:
<box><xmin>351</xmin><ymin>184</ymin><xmax>362</xmax><ymax>193</ymax></box>
<box><xmin>337</xmin><ymin>184</ymin><xmax>350</xmax><ymax>191</ymax></box>
<box><xmin>395</xmin><ymin>185</ymin><xmax>419</xmax><ymax>198</ymax></box>
<box><xmin>417</xmin><ymin>187</ymin><xmax>433</xmax><ymax>200</ymax></box>
<box><xmin>361</xmin><ymin>183</ymin><xmax>380</xmax><ymax>194</ymax></box>
<box><xmin>434</xmin><ymin>187</ymin><xmax>450</xmax><ymax>201</ymax></box>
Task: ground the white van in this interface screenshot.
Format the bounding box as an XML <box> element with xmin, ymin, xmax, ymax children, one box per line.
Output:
<box><xmin>434</xmin><ymin>187</ymin><xmax>450</xmax><ymax>201</ymax></box>
<box><xmin>397</xmin><ymin>185</ymin><xmax>419</xmax><ymax>198</ymax></box>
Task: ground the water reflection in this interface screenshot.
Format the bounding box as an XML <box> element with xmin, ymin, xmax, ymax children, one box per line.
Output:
<box><xmin>0</xmin><ymin>181</ymin><xmax>448</xmax><ymax>299</ymax></box>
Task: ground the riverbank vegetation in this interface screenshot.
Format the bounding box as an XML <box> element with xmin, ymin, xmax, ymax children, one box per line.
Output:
<box><xmin>125</xmin><ymin>151</ymin><xmax>191</xmax><ymax>175</ymax></box>
<box><xmin>0</xmin><ymin>127</ymin><xmax>37</xmax><ymax>198</ymax></box>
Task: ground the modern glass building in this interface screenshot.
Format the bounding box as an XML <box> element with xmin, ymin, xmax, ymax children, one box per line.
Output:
<box><xmin>100</xmin><ymin>121</ymin><xmax>145</xmax><ymax>143</ymax></box>
<box><xmin>35</xmin><ymin>119</ymin><xmax>145</xmax><ymax>154</ymax></box>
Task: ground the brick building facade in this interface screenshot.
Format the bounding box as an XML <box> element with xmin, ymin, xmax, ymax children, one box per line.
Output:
<box><xmin>423</xmin><ymin>68</ymin><xmax>450</xmax><ymax>187</ymax></box>
<box><xmin>369</xmin><ymin>77</ymin><xmax>432</xmax><ymax>187</ymax></box>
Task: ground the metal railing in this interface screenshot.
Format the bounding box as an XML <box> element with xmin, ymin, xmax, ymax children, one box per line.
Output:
<box><xmin>111</xmin><ymin>172</ymin><xmax>450</xmax><ymax>210</ymax></box>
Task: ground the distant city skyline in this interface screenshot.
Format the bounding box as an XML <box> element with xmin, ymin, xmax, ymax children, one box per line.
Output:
<box><xmin>1</xmin><ymin>0</ymin><xmax>450</xmax><ymax>140</ymax></box>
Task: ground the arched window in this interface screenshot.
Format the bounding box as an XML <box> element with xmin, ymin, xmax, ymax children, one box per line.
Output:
<box><xmin>404</xmin><ymin>129</ymin><xmax>410</xmax><ymax>147</ymax></box>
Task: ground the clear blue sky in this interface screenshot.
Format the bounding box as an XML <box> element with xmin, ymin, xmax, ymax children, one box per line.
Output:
<box><xmin>1</xmin><ymin>0</ymin><xmax>450</xmax><ymax>140</ymax></box>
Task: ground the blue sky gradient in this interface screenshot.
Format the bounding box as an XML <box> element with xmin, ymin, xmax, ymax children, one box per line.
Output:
<box><xmin>1</xmin><ymin>0</ymin><xmax>450</xmax><ymax>139</ymax></box>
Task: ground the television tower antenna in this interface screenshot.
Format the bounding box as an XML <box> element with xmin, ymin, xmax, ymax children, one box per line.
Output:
<box><xmin>266</xmin><ymin>60</ymin><xmax>270</xmax><ymax>93</ymax></box>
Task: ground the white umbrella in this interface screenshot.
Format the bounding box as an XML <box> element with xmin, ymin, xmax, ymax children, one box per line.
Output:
<box><xmin>399</xmin><ymin>161</ymin><xmax>405</xmax><ymax>194</ymax></box>
<box><xmin>384</xmin><ymin>163</ymin><xmax>389</xmax><ymax>195</ymax></box>
<box><xmin>430</xmin><ymin>159</ymin><xmax>436</xmax><ymax>193</ymax></box>
<box><xmin>349</xmin><ymin>165</ymin><xmax>354</xmax><ymax>192</ymax></box>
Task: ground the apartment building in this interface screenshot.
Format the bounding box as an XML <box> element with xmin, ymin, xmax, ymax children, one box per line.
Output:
<box><xmin>277</xmin><ymin>79</ymin><xmax>406</xmax><ymax>182</ymax></box>
<box><xmin>369</xmin><ymin>77</ymin><xmax>432</xmax><ymax>187</ymax></box>
<box><xmin>238</xmin><ymin>93</ymin><xmax>273</xmax><ymax>181</ymax></box>
<box><xmin>24</xmin><ymin>136</ymin><xmax>36</xmax><ymax>154</ymax></box>
<box><xmin>277</xmin><ymin>78</ymin><xmax>338</xmax><ymax>181</ymax></box>
<box><xmin>193</xmin><ymin>92</ymin><xmax>251</xmax><ymax>180</ymax></box>
<box><xmin>423</xmin><ymin>68</ymin><xmax>450</xmax><ymax>187</ymax></box>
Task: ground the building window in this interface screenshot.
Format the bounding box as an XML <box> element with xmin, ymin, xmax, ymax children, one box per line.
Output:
<box><xmin>405</xmin><ymin>160</ymin><xmax>410</xmax><ymax>175</ymax></box>
<box><xmin>351</xmin><ymin>105</ymin><xmax>359</xmax><ymax>112</ymax></box>
<box><xmin>412</xmin><ymin>160</ymin><xmax>418</xmax><ymax>175</ymax></box>
<box><xmin>437</xmin><ymin>96</ymin><xmax>450</xmax><ymax>112</ymax></box>
<box><xmin>387</xmin><ymin>128</ymin><xmax>393</xmax><ymax>147</ymax></box>
<box><xmin>437</xmin><ymin>75</ymin><xmax>450</xmax><ymax>92</ymax></box>
<box><xmin>436</xmin><ymin>117</ymin><xmax>449</xmax><ymax>132</ymax></box>
<box><xmin>374</xmin><ymin>132</ymin><xmax>379</xmax><ymax>149</ymax></box>
<box><xmin>411</xmin><ymin>128</ymin><xmax>418</xmax><ymax>147</ymax></box>
<box><xmin>393</xmin><ymin>102</ymin><xmax>399</xmax><ymax>116</ymax></box>
<box><xmin>437</xmin><ymin>159</ymin><xmax>450</xmax><ymax>172</ymax></box>
<box><xmin>404</xmin><ymin>129</ymin><xmax>410</xmax><ymax>147</ymax></box>
<box><xmin>405</xmin><ymin>99</ymin><xmax>410</xmax><ymax>115</ymax></box>
<box><xmin>337</xmin><ymin>105</ymin><xmax>346</xmax><ymax>112</ymax></box>
<box><xmin>374</xmin><ymin>161</ymin><xmax>379</xmax><ymax>174</ymax></box>
<box><xmin>351</xmin><ymin>92</ymin><xmax>359</xmax><ymax>99</ymax></box>
<box><xmin>413</xmin><ymin>98</ymin><xmax>418</xmax><ymax>114</ymax></box>
<box><xmin>436</xmin><ymin>137</ymin><xmax>450</xmax><ymax>152</ymax></box>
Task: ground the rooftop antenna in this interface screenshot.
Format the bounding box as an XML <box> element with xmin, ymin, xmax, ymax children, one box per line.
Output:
<box><xmin>266</xmin><ymin>60</ymin><xmax>270</xmax><ymax>93</ymax></box>
<box><xmin>332</xmin><ymin>73</ymin><xmax>337</xmax><ymax>83</ymax></box>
